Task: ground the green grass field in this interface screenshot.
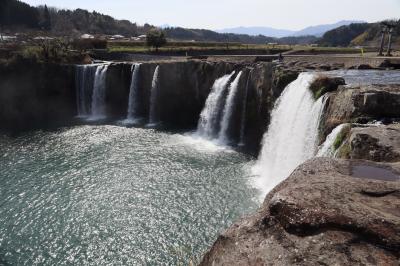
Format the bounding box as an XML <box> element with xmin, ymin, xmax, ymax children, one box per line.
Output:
<box><xmin>107</xmin><ymin>41</ymin><xmax>292</xmax><ymax>53</ymax></box>
<box><xmin>107</xmin><ymin>41</ymin><xmax>367</xmax><ymax>55</ymax></box>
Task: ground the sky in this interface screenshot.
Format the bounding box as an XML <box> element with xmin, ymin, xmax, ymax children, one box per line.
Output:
<box><xmin>23</xmin><ymin>0</ymin><xmax>400</xmax><ymax>30</ymax></box>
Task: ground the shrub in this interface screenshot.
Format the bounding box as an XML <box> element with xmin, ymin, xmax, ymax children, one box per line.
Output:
<box><xmin>146</xmin><ymin>29</ymin><xmax>167</xmax><ymax>51</ymax></box>
<box><xmin>333</xmin><ymin>125</ymin><xmax>351</xmax><ymax>150</ymax></box>
<box><xmin>72</xmin><ymin>38</ymin><xmax>107</xmax><ymax>51</ymax></box>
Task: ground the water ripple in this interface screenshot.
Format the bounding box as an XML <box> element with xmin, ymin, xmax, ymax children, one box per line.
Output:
<box><xmin>0</xmin><ymin>125</ymin><xmax>257</xmax><ymax>265</ymax></box>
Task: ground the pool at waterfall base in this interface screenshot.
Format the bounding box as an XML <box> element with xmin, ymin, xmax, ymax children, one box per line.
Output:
<box><xmin>0</xmin><ymin>126</ymin><xmax>257</xmax><ymax>265</ymax></box>
<box><xmin>2</xmin><ymin>68</ymin><xmax>400</xmax><ymax>265</ymax></box>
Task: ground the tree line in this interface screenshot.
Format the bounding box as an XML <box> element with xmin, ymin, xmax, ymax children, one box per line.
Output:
<box><xmin>319</xmin><ymin>20</ymin><xmax>399</xmax><ymax>47</ymax></box>
<box><xmin>0</xmin><ymin>0</ymin><xmax>318</xmax><ymax>45</ymax></box>
<box><xmin>1</xmin><ymin>0</ymin><xmax>398</xmax><ymax>46</ymax></box>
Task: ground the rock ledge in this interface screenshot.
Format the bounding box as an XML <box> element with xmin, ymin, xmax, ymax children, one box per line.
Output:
<box><xmin>201</xmin><ymin>158</ymin><xmax>400</xmax><ymax>265</ymax></box>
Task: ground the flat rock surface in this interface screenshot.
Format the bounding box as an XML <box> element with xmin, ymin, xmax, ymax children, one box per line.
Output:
<box><xmin>349</xmin><ymin>124</ymin><xmax>400</xmax><ymax>162</ymax></box>
<box><xmin>200</xmin><ymin>158</ymin><xmax>400</xmax><ymax>266</ymax></box>
<box><xmin>323</xmin><ymin>84</ymin><xmax>400</xmax><ymax>135</ymax></box>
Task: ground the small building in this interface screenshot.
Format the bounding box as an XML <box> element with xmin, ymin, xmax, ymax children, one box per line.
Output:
<box><xmin>0</xmin><ymin>34</ymin><xmax>17</xmax><ymax>42</ymax></box>
<box><xmin>111</xmin><ymin>35</ymin><xmax>125</xmax><ymax>39</ymax></box>
<box><xmin>81</xmin><ymin>34</ymin><xmax>95</xmax><ymax>39</ymax></box>
<box><xmin>33</xmin><ymin>36</ymin><xmax>54</xmax><ymax>40</ymax></box>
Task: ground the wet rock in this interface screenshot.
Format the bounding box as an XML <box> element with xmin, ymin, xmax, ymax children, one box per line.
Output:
<box><xmin>272</xmin><ymin>68</ymin><xmax>299</xmax><ymax>98</ymax></box>
<box><xmin>348</xmin><ymin>124</ymin><xmax>400</xmax><ymax>162</ymax></box>
<box><xmin>322</xmin><ymin>84</ymin><xmax>400</xmax><ymax>137</ymax></box>
<box><xmin>356</xmin><ymin>64</ymin><xmax>375</xmax><ymax>70</ymax></box>
<box><xmin>332</xmin><ymin>63</ymin><xmax>345</xmax><ymax>69</ymax></box>
<box><xmin>0</xmin><ymin>60</ymin><xmax>76</xmax><ymax>131</ymax></box>
<box><xmin>200</xmin><ymin>158</ymin><xmax>400</xmax><ymax>266</ymax></box>
<box><xmin>309</xmin><ymin>76</ymin><xmax>345</xmax><ymax>99</ymax></box>
<box><xmin>317</xmin><ymin>64</ymin><xmax>331</xmax><ymax>71</ymax></box>
<box><xmin>379</xmin><ymin>59</ymin><xmax>400</xmax><ymax>70</ymax></box>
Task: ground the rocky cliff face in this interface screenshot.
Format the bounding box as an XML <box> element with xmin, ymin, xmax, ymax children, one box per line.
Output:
<box><xmin>321</xmin><ymin>84</ymin><xmax>400</xmax><ymax>137</ymax></box>
<box><xmin>0</xmin><ymin>59</ymin><xmax>76</xmax><ymax>131</ymax></box>
<box><xmin>0</xmin><ymin>59</ymin><xmax>295</xmax><ymax>155</ymax></box>
<box><xmin>201</xmin><ymin>158</ymin><xmax>400</xmax><ymax>265</ymax></box>
<box><xmin>319</xmin><ymin>83</ymin><xmax>400</xmax><ymax>162</ymax></box>
<box><xmin>101</xmin><ymin>60</ymin><xmax>282</xmax><ymax>154</ymax></box>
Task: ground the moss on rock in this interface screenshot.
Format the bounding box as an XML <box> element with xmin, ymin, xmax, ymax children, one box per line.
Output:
<box><xmin>333</xmin><ymin>124</ymin><xmax>352</xmax><ymax>150</ymax></box>
<box><xmin>309</xmin><ymin>76</ymin><xmax>345</xmax><ymax>100</ymax></box>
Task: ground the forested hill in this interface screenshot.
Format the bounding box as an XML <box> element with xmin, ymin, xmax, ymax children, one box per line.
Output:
<box><xmin>0</xmin><ymin>0</ymin><xmax>145</xmax><ymax>36</ymax></box>
<box><xmin>0</xmin><ymin>0</ymin><xmax>318</xmax><ymax>44</ymax></box>
<box><xmin>1</xmin><ymin>0</ymin><xmax>398</xmax><ymax>47</ymax></box>
<box><xmin>319</xmin><ymin>21</ymin><xmax>400</xmax><ymax>47</ymax></box>
<box><xmin>163</xmin><ymin>27</ymin><xmax>318</xmax><ymax>45</ymax></box>
<box><xmin>0</xmin><ymin>0</ymin><xmax>40</xmax><ymax>29</ymax></box>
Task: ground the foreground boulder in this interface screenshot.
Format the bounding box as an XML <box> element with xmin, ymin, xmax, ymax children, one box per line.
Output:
<box><xmin>201</xmin><ymin>158</ymin><xmax>400</xmax><ymax>265</ymax></box>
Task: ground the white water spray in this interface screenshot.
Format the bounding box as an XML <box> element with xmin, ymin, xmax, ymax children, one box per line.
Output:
<box><xmin>218</xmin><ymin>71</ymin><xmax>243</xmax><ymax>144</ymax></box>
<box><xmin>75</xmin><ymin>65</ymin><xmax>97</xmax><ymax>117</ymax></box>
<box><xmin>196</xmin><ymin>72</ymin><xmax>235</xmax><ymax>138</ymax></box>
<box><xmin>90</xmin><ymin>64</ymin><xmax>109</xmax><ymax>120</ymax></box>
<box><xmin>252</xmin><ymin>73</ymin><xmax>326</xmax><ymax>196</ymax></box>
<box><xmin>126</xmin><ymin>63</ymin><xmax>141</xmax><ymax>122</ymax></box>
<box><xmin>317</xmin><ymin>123</ymin><xmax>348</xmax><ymax>157</ymax></box>
<box><xmin>148</xmin><ymin>66</ymin><xmax>160</xmax><ymax>126</ymax></box>
<box><xmin>239</xmin><ymin>71</ymin><xmax>251</xmax><ymax>146</ymax></box>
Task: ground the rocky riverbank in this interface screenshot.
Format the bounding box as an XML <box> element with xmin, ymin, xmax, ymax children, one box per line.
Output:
<box><xmin>1</xmin><ymin>55</ymin><xmax>400</xmax><ymax>264</ymax></box>
<box><xmin>200</xmin><ymin>78</ymin><xmax>400</xmax><ymax>265</ymax></box>
<box><xmin>200</xmin><ymin>158</ymin><xmax>400</xmax><ymax>265</ymax></box>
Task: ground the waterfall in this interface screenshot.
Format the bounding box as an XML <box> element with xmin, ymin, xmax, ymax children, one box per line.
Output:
<box><xmin>75</xmin><ymin>65</ymin><xmax>96</xmax><ymax>117</ymax></box>
<box><xmin>148</xmin><ymin>66</ymin><xmax>160</xmax><ymax>126</ymax></box>
<box><xmin>252</xmin><ymin>73</ymin><xmax>326</xmax><ymax>196</ymax></box>
<box><xmin>89</xmin><ymin>64</ymin><xmax>109</xmax><ymax>120</ymax></box>
<box><xmin>238</xmin><ymin>71</ymin><xmax>251</xmax><ymax>146</ymax></box>
<box><xmin>317</xmin><ymin>124</ymin><xmax>348</xmax><ymax>157</ymax></box>
<box><xmin>196</xmin><ymin>72</ymin><xmax>235</xmax><ymax>139</ymax></box>
<box><xmin>126</xmin><ymin>63</ymin><xmax>141</xmax><ymax>123</ymax></box>
<box><xmin>218</xmin><ymin>71</ymin><xmax>243</xmax><ymax>144</ymax></box>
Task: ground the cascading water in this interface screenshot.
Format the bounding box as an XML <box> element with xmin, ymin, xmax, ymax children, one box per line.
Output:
<box><xmin>317</xmin><ymin>123</ymin><xmax>349</xmax><ymax>157</ymax></box>
<box><xmin>196</xmin><ymin>72</ymin><xmax>235</xmax><ymax>139</ymax></box>
<box><xmin>239</xmin><ymin>71</ymin><xmax>251</xmax><ymax>146</ymax></box>
<box><xmin>89</xmin><ymin>64</ymin><xmax>109</xmax><ymax>120</ymax></box>
<box><xmin>75</xmin><ymin>65</ymin><xmax>97</xmax><ymax>117</ymax></box>
<box><xmin>218</xmin><ymin>71</ymin><xmax>243</xmax><ymax>144</ymax></box>
<box><xmin>125</xmin><ymin>63</ymin><xmax>141</xmax><ymax>123</ymax></box>
<box><xmin>148</xmin><ymin>66</ymin><xmax>160</xmax><ymax>126</ymax></box>
<box><xmin>252</xmin><ymin>73</ymin><xmax>326</xmax><ymax>196</ymax></box>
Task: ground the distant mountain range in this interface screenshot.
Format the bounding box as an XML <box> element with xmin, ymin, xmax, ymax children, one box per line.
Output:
<box><xmin>4</xmin><ymin>0</ymin><xmax>398</xmax><ymax>47</ymax></box>
<box><xmin>218</xmin><ymin>20</ymin><xmax>365</xmax><ymax>38</ymax></box>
